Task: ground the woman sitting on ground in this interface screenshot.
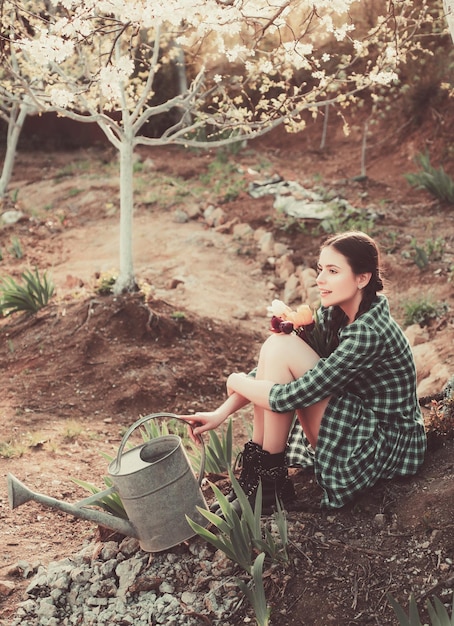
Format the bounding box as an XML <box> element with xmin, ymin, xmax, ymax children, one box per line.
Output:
<box><xmin>182</xmin><ymin>231</ymin><xmax>427</xmax><ymax>513</ymax></box>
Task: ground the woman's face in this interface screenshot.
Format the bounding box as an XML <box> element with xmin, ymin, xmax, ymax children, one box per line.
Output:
<box><xmin>316</xmin><ymin>245</ymin><xmax>370</xmax><ymax>321</ymax></box>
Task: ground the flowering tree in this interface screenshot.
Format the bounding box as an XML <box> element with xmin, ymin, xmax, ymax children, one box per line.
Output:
<box><xmin>0</xmin><ymin>9</ymin><xmax>40</xmax><ymax>198</ymax></box>
<box><xmin>1</xmin><ymin>0</ymin><xmax>437</xmax><ymax>292</ymax></box>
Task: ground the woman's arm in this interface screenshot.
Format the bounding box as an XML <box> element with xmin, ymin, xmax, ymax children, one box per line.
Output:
<box><xmin>180</xmin><ymin>389</ymin><xmax>251</xmax><ymax>437</ymax></box>
<box><xmin>227</xmin><ymin>372</ymin><xmax>273</xmax><ymax>410</ymax></box>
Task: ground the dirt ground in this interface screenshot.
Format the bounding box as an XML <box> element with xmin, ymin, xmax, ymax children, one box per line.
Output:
<box><xmin>0</xmin><ymin>112</ymin><xmax>454</xmax><ymax>625</ymax></box>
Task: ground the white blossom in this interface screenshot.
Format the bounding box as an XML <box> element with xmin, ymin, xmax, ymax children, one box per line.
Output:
<box><xmin>369</xmin><ymin>70</ymin><xmax>399</xmax><ymax>85</ymax></box>
<box><xmin>225</xmin><ymin>45</ymin><xmax>251</xmax><ymax>63</ymax></box>
<box><xmin>332</xmin><ymin>23</ymin><xmax>355</xmax><ymax>41</ymax></box>
<box><xmin>49</xmin><ymin>87</ymin><xmax>75</xmax><ymax>108</ymax></box>
<box><xmin>18</xmin><ymin>31</ymin><xmax>75</xmax><ymax>65</ymax></box>
<box><xmin>312</xmin><ymin>0</ymin><xmax>355</xmax><ymax>12</ymax></box>
<box><xmin>99</xmin><ymin>57</ymin><xmax>135</xmax><ymax>101</ymax></box>
<box><xmin>281</xmin><ymin>41</ymin><xmax>313</xmax><ymax>70</ymax></box>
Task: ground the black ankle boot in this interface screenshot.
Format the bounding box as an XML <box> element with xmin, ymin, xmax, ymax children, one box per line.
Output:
<box><xmin>228</xmin><ymin>448</ymin><xmax>295</xmax><ymax>516</ymax></box>
<box><xmin>209</xmin><ymin>440</ymin><xmax>261</xmax><ymax>513</ymax></box>
<box><xmin>256</xmin><ymin>449</ymin><xmax>296</xmax><ymax>515</ymax></box>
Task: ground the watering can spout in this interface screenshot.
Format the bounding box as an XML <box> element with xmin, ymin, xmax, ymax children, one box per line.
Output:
<box><xmin>7</xmin><ymin>473</ymin><xmax>138</xmax><ymax>539</ymax></box>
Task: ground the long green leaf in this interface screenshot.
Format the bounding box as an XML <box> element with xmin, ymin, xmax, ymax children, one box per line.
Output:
<box><xmin>387</xmin><ymin>594</ymin><xmax>422</xmax><ymax>626</ymax></box>
<box><xmin>185</xmin><ymin>515</ymin><xmax>238</xmax><ymax>563</ymax></box>
<box><xmin>237</xmin><ymin>553</ymin><xmax>271</xmax><ymax>626</ymax></box>
<box><xmin>427</xmin><ymin>595</ymin><xmax>454</xmax><ymax>626</ymax></box>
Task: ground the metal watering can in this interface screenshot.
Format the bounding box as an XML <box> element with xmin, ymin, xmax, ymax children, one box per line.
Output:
<box><xmin>7</xmin><ymin>413</ymin><xmax>209</xmax><ymax>552</ymax></box>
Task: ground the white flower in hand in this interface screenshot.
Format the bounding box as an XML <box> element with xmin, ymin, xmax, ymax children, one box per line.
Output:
<box><xmin>267</xmin><ymin>299</ymin><xmax>292</xmax><ymax>317</ymax></box>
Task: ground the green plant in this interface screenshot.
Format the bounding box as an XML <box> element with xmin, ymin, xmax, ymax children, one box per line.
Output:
<box><xmin>138</xmin><ymin>416</ymin><xmax>187</xmax><ymax>441</ymax></box>
<box><xmin>54</xmin><ymin>160</ymin><xmax>91</xmax><ymax>180</ymax></box>
<box><xmin>405</xmin><ymin>152</ymin><xmax>454</xmax><ymax>204</ymax></box>
<box><xmin>237</xmin><ymin>553</ymin><xmax>271</xmax><ymax>626</ymax></box>
<box><xmin>199</xmin><ymin>157</ymin><xmax>246</xmax><ymax>203</ymax></box>
<box><xmin>94</xmin><ymin>273</ymin><xmax>117</xmax><ymax>295</ymax></box>
<box><xmin>137</xmin><ymin>172</ymin><xmax>193</xmax><ymax>207</ymax></box>
<box><xmin>0</xmin><ymin>268</ymin><xmax>54</xmax><ymax>316</ymax></box>
<box><xmin>62</xmin><ymin>420</ymin><xmax>84</xmax><ymax>442</ymax></box>
<box><xmin>170</xmin><ymin>311</ymin><xmax>186</xmax><ymax>321</ymax></box>
<box><xmin>383</xmin><ymin>230</ymin><xmax>400</xmax><ymax>253</ymax></box>
<box><xmin>409</xmin><ymin>243</ymin><xmax>429</xmax><ymax>270</ymax></box>
<box><xmin>186</xmin><ymin>472</ymin><xmax>289</xmax><ymax>626</ymax></box>
<box><xmin>319</xmin><ymin>201</ymin><xmax>375</xmax><ymax>235</ymax></box>
<box><xmin>272</xmin><ymin>211</ymin><xmax>308</xmax><ymax>236</ymax></box>
<box><xmin>403</xmin><ymin>298</ymin><xmax>448</xmax><ymax>327</ymax></box>
<box><xmin>26</xmin><ymin>431</ymin><xmax>49</xmax><ymax>449</ymax></box>
<box><xmin>406</xmin><ymin>237</ymin><xmax>445</xmax><ymax>270</ymax></box>
<box><xmin>67</xmin><ymin>187</ymin><xmax>82</xmax><ymax>197</ymax></box>
<box><xmin>388</xmin><ymin>592</ymin><xmax>454</xmax><ymax>625</ymax></box>
<box><xmin>188</xmin><ymin>418</ymin><xmax>237</xmax><ymax>474</ymax></box>
<box><xmin>0</xmin><ymin>439</ymin><xmax>27</xmax><ymax>458</ymax></box>
<box><xmin>9</xmin><ymin>236</ymin><xmax>23</xmax><ymax>259</ymax></box>
<box><xmin>71</xmin><ymin>476</ymin><xmax>128</xmax><ymax>518</ymax></box>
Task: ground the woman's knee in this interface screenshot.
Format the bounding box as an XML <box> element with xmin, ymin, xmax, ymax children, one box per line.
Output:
<box><xmin>260</xmin><ymin>333</ymin><xmax>295</xmax><ymax>359</ymax></box>
<box><xmin>259</xmin><ymin>333</ymin><xmax>319</xmax><ymax>379</ymax></box>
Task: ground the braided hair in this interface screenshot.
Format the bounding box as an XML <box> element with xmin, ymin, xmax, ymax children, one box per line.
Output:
<box><xmin>320</xmin><ymin>231</ymin><xmax>385</xmax><ymax>337</ymax></box>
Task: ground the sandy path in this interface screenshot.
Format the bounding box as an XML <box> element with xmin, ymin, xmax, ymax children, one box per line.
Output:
<box><xmin>51</xmin><ymin>210</ymin><xmax>271</xmax><ymax>325</ymax></box>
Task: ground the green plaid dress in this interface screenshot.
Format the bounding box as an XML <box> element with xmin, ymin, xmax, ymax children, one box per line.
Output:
<box><xmin>269</xmin><ymin>296</ymin><xmax>427</xmax><ymax>509</ymax></box>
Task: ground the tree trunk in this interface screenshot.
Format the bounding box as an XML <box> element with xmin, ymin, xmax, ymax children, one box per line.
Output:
<box><xmin>113</xmin><ymin>132</ymin><xmax>137</xmax><ymax>294</ymax></box>
<box><xmin>0</xmin><ymin>102</ymin><xmax>30</xmax><ymax>198</ymax></box>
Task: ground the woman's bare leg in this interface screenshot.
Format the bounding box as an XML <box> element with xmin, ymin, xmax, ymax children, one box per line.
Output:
<box><xmin>253</xmin><ymin>333</ymin><xmax>329</xmax><ymax>452</ymax></box>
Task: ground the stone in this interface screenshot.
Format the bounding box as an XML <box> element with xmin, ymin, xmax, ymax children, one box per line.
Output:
<box><xmin>275</xmin><ymin>253</ymin><xmax>295</xmax><ymax>281</ymax></box>
<box><xmin>184</xmin><ymin>203</ymin><xmax>202</xmax><ymax>219</ymax></box>
<box><xmin>306</xmin><ymin>285</ymin><xmax>321</xmax><ymax>308</ymax></box>
<box><xmin>257</xmin><ymin>231</ymin><xmax>275</xmax><ymax>255</ymax></box>
<box><xmin>374</xmin><ymin>513</ymin><xmax>386</xmax><ymax>528</ymax></box>
<box><xmin>173</xmin><ymin>209</ymin><xmax>189</xmax><ymax>223</ymax></box>
<box><xmin>158</xmin><ymin>581</ymin><xmax>175</xmax><ymax>594</ymax></box>
<box><xmin>283</xmin><ymin>273</ymin><xmax>300</xmax><ymax>305</ymax></box>
<box><xmin>274</xmin><ymin>242</ymin><xmax>291</xmax><ymax>257</ymax></box>
<box><xmin>0</xmin><ymin>579</ymin><xmax>15</xmax><ymax>596</ymax></box>
<box><xmin>417</xmin><ymin>362</ymin><xmax>451</xmax><ymax>398</ymax></box>
<box><xmin>299</xmin><ymin>266</ymin><xmax>318</xmax><ymax>289</ymax></box>
<box><xmin>404</xmin><ymin>324</ymin><xmax>429</xmax><ymax>347</ymax></box>
<box><xmin>1</xmin><ymin>209</ymin><xmax>25</xmax><ymax>225</ymax></box>
<box><xmin>232</xmin><ymin>222</ymin><xmax>254</xmax><ymax>238</ymax></box>
<box><xmin>412</xmin><ymin>342</ymin><xmax>440</xmax><ymax>383</ymax></box>
<box><xmin>99</xmin><ymin>541</ymin><xmax>120</xmax><ymax>562</ymax></box>
<box><xmin>204</xmin><ymin>206</ymin><xmax>226</xmax><ymax>227</ymax></box>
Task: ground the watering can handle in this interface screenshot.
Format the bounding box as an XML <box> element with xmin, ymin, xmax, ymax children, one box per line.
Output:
<box><xmin>112</xmin><ymin>413</ymin><xmax>206</xmax><ymax>487</ymax></box>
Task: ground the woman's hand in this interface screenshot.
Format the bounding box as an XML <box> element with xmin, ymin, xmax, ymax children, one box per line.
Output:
<box><xmin>179</xmin><ymin>409</ymin><xmax>228</xmax><ymax>441</ymax></box>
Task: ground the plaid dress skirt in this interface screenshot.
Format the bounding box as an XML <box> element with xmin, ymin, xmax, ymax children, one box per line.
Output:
<box><xmin>286</xmin><ymin>394</ymin><xmax>427</xmax><ymax>508</ymax></box>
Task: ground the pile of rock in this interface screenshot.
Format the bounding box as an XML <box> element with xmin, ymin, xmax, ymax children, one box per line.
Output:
<box><xmin>10</xmin><ymin>535</ymin><xmax>246</xmax><ymax>626</ymax></box>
